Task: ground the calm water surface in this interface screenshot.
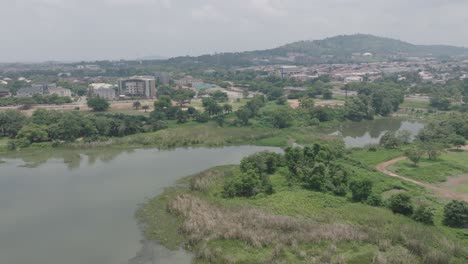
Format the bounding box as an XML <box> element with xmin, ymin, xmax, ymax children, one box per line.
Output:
<box><xmin>0</xmin><ymin>146</ymin><xmax>280</xmax><ymax>264</ymax></box>
<box><xmin>332</xmin><ymin>119</ymin><xmax>425</xmax><ymax>147</ymax></box>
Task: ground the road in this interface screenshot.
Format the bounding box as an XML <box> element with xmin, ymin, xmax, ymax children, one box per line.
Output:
<box><xmin>376</xmin><ymin>146</ymin><xmax>468</xmax><ymax>202</ymax></box>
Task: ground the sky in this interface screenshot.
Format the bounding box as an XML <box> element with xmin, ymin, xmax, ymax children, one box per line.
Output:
<box><xmin>2</xmin><ymin>0</ymin><xmax>468</xmax><ymax>62</ymax></box>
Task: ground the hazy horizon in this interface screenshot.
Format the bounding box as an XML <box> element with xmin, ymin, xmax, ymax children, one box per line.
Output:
<box><xmin>2</xmin><ymin>0</ymin><xmax>468</xmax><ymax>63</ymax></box>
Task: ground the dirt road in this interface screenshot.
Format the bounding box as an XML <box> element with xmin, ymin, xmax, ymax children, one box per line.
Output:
<box><xmin>376</xmin><ymin>146</ymin><xmax>468</xmax><ymax>202</ymax></box>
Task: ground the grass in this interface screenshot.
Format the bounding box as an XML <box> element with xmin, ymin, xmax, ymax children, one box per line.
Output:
<box><xmin>348</xmin><ymin>147</ymin><xmax>403</xmax><ymax>166</ymax></box>
<box><xmin>138</xmin><ymin>152</ymin><xmax>468</xmax><ymax>264</ymax></box>
<box><xmin>400</xmin><ymin>99</ymin><xmax>431</xmax><ymax>110</ymax></box>
<box><xmin>391</xmin><ymin>150</ymin><xmax>468</xmax><ymax>184</ymax></box>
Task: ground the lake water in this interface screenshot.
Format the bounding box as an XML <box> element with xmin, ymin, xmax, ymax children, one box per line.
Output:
<box><xmin>332</xmin><ymin>119</ymin><xmax>425</xmax><ymax>148</ymax></box>
<box><xmin>0</xmin><ymin>146</ymin><xmax>281</xmax><ymax>264</ymax></box>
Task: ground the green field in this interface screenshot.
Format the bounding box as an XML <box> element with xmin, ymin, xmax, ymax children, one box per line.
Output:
<box><xmin>391</xmin><ymin>150</ymin><xmax>468</xmax><ymax>184</ymax></box>
<box><xmin>137</xmin><ymin>149</ymin><xmax>468</xmax><ymax>264</ymax></box>
<box><xmin>400</xmin><ymin>99</ymin><xmax>430</xmax><ymax>110</ymax></box>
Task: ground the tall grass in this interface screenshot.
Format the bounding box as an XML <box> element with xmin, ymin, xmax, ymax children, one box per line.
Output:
<box><xmin>168</xmin><ymin>194</ymin><xmax>367</xmax><ymax>248</ymax></box>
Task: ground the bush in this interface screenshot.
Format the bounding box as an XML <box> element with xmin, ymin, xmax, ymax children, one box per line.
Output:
<box><xmin>412</xmin><ymin>205</ymin><xmax>434</xmax><ymax>225</ymax></box>
<box><xmin>87</xmin><ymin>97</ymin><xmax>110</xmax><ymax>112</ymax></box>
<box><xmin>223</xmin><ymin>170</ymin><xmax>267</xmax><ymax>198</ymax></box>
<box><xmin>443</xmin><ymin>200</ymin><xmax>468</xmax><ymax>228</ymax></box>
<box><xmin>350</xmin><ymin>179</ymin><xmax>373</xmax><ymax>202</ymax></box>
<box><xmin>240</xmin><ymin>151</ymin><xmax>283</xmax><ymax>175</ymax></box>
<box><xmin>388</xmin><ymin>193</ymin><xmax>414</xmax><ymax>216</ymax></box>
<box><xmin>366</xmin><ymin>193</ymin><xmax>383</xmax><ymax>207</ymax></box>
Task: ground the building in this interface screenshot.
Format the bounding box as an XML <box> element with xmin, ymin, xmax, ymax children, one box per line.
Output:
<box><xmin>119</xmin><ymin>76</ymin><xmax>156</xmax><ymax>98</ymax></box>
<box><xmin>89</xmin><ymin>83</ymin><xmax>116</xmax><ymax>100</ymax></box>
<box><xmin>154</xmin><ymin>72</ymin><xmax>171</xmax><ymax>85</ymax></box>
<box><xmin>278</xmin><ymin>66</ymin><xmax>301</xmax><ymax>78</ymax></box>
<box><xmin>344</xmin><ymin>76</ymin><xmax>364</xmax><ymax>83</ymax></box>
<box><xmin>175</xmin><ymin>76</ymin><xmax>204</xmax><ymax>86</ymax></box>
<box><xmin>0</xmin><ymin>87</ymin><xmax>10</xmax><ymax>98</ymax></box>
<box><xmin>48</xmin><ymin>87</ymin><xmax>72</xmax><ymax>97</ymax></box>
<box><xmin>16</xmin><ymin>84</ymin><xmax>55</xmax><ymax>97</ymax></box>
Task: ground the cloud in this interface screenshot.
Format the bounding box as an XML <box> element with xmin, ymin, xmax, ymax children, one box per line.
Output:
<box><xmin>1</xmin><ymin>0</ymin><xmax>468</xmax><ymax>62</ymax></box>
<box><xmin>191</xmin><ymin>4</ymin><xmax>230</xmax><ymax>23</ymax></box>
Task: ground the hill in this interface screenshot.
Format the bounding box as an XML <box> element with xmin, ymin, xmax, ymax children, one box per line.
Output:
<box><xmin>163</xmin><ymin>34</ymin><xmax>468</xmax><ymax>66</ymax></box>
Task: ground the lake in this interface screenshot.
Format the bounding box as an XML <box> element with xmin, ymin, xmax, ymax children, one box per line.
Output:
<box><xmin>0</xmin><ymin>146</ymin><xmax>281</xmax><ymax>264</ymax></box>
<box><xmin>332</xmin><ymin>119</ymin><xmax>425</xmax><ymax>148</ymax></box>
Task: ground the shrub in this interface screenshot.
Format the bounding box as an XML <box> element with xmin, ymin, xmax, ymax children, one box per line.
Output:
<box><xmin>443</xmin><ymin>200</ymin><xmax>468</xmax><ymax>228</ymax></box>
<box><xmin>223</xmin><ymin>170</ymin><xmax>262</xmax><ymax>197</ymax></box>
<box><xmin>366</xmin><ymin>193</ymin><xmax>383</xmax><ymax>207</ymax></box>
<box><xmin>350</xmin><ymin>179</ymin><xmax>373</xmax><ymax>202</ymax></box>
<box><xmin>405</xmin><ymin>147</ymin><xmax>423</xmax><ymax>167</ymax></box>
<box><xmin>388</xmin><ymin>193</ymin><xmax>414</xmax><ymax>216</ymax></box>
<box><xmin>412</xmin><ymin>205</ymin><xmax>434</xmax><ymax>225</ymax></box>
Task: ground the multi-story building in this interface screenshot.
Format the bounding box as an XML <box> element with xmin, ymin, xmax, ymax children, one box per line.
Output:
<box><xmin>89</xmin><ymin>83</ymin><xmax>116</xmax><ymax>100</ymax></box>
<box><xmin>48</xmin><ymin>87</ymin><xmax>72</xmax><ymax>97</ymax></box>
<box><xmin>16</xmin><ymin>84</ymin><xmax>55</xmax><ymax>97</ymax></box>
<box><xmin>278</xmin><ymin>65</ymin><xmax>301</xmax><ymax>78</ymax></box>
<box><xmin>154</xmin><ymin>72</ymin><xmax>171</xmax><ymax>85</ymax></box>
<box><xmin>119</xmin><ymin>76</ymin><xmax>156</xmax><ymax>98</ymax></box>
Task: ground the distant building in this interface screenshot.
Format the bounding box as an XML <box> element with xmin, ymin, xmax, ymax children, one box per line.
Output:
<box><xmin>154</xmin><ymin>72</ymin><xmax>171</xmax><ymax>85</ymax></box>
<box><xmin>344</xmin><ymin>76</ymin><xmax>363</xmax><ymax>83</ymax></box>
<box><xmin>89</xmin><ymin>83</ymin><xmax>116</xmax><ymax>100</ymax></box>
<box><xmin>278</xmin><ymin>66</ymin><xmax>301</xmax><ymax>78</ymax></box>
<box><xmin>16</xmin><ymin>84</ymin><xmax>55</xmax><ymax>97</ymax></box>
<box><xmin>175</xmin><ymin>76</ymin><xmax>204</xmax><ymax>86</ymax></box>
<box><xmin>0</xmin><ymin>87</ymin><xmax>10</xmax><ymax>98</ymax></box>
<box><xmin>49</xmin><ymin>87</ymin><xmax>72</xmax><ymax>97</ymax></box>
<box><xmin>119</xmin><ymin>76</ymin><xmax>156</xmax><ymax>98</ymax></box>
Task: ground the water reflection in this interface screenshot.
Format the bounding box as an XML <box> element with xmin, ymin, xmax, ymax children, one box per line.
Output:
<box><xmin>0</xmin><ymin>146</ymin><xmax>281</xmax><ymax>264</ymax></box>
<box><xmin>333</xmin><ymin>119</ymin><xmax>424</xmax><ymax>148</ymax></box>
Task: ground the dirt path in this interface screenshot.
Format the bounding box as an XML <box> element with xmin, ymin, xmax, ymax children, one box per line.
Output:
<box><xmin>376</xmin><ymin>146</ymin><xmax>468</xmax><ymax>202</ymax></box>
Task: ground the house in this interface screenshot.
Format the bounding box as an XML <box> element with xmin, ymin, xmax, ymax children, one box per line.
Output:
<box><xmin>89</xmin><ymin>83</ymin><xmax>116</xmax><ymax>100</ymax></box>
<box><xmin>0</xmin><ymin>87</ymin><xmax>10</xmax><ymax>97</ymax></box>
<box><xmin>49</xmin><ymin>87</ymin><xmax>72</xmax><ymax>97</ymax></box>
<box><xmin>16</xmin><ymin>86</ymin><xmax>45</xmax><ymax>97</ymax></box>
<box><xmin>16</xmin><ymin>84</ymin><xmax>54</xmax><ymax>97</ymax></box>
<box><xmin>175</xmin><ymin>76</ymin><xmax>204</xmax><ymax>86</ymax></box>
<box><xmin>278</xmin><ymin>65</ymin><xmax>301</xmax><ymax>78</ymax></box>
<box><xmin>344</xmin><ymin>76</ymin><xmax>363</xmax><ymax>83</ymax></box>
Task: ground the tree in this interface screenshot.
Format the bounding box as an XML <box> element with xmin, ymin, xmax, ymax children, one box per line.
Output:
<box><xmin>443</xmin><ymin>200</ymin><xmax>468</xmax><ymax>228</ymax></box>
<box><xmin>223</xmin><ymin>170</ymin><xmax>264</xmax><ymax>198</ymax></box>
<box><xmin>300</xmin><ymin>98</ymin><xmax>315</xmax><ymax>110</ymax></box>
<box><xmin>350</xmin><ymin>179</ymin><xmax>373</xmax><ymax>202</ymax></box>
<box><xmin>412</xmin><ymin>205</ymin><xmax>434</xmax><ymax>225</ymax></box>
<box><xmin>87</xmin><ymin>97</ymin><xmax>110</xmax><ymax>112</ymax></box>
<box><xmin>142</xmin><ymin>105</ymin><xmax>150</xmax><ymax>112</ymax></box>
<box><xmin>235</xmin><ymin>108</ymin><xmax>250</xmax><ymax>126</ymax></box>
<box><xmin>17</xmin><ymin>124</ymin><xmax>49</xmax><ymax>143</ymax></box>
<box><xmin>268</xmin><ymin>107</ymin><xmax>293</xmax><ymax>129</ymax></box>
<box><xmin>380</xmin><ymin>132</ymin><xmax>401</xmax><ymax>149</ymax></box>
<box><xmin>322</xmin><ymin>89</ymin><xmax>333</xmax><ymax>100</ymax></box>
<box><xmin>133</xmin><ymin>101</ymin><xmax>141</xmax><ymax>110</ymax></box>
<box><xmin>211</xmin><ymin>91</ymin><xmax>228</xmax><ymax>102</ymax></box>
<box><xmin>0</xmin><ymin>110</ymin><xmax>26</xmax><ymax>138</ymax></box>
<box><xmin>405</xmin><ymin>147</ymin><xmax>423</xmax><ymax>167</ymax></box>
<box><xmin>223</xmin><ymin>104</ymin><xmax>233</xmax><ymax>113</ymax></box>
<box><xmin>154</xmin><ymin>96</ymin><xmax>172</xmax><ymax>109</ymax></box>
<box><xmin>388</xmin><ymin>193</ymin><xmax>414</xmax><ymax>216</ymax></box>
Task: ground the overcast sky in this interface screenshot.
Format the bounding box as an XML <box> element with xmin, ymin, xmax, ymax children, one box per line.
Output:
<box><xmin>2</xmin><ymin>0</ymin><xmax>468</xmax><ymax>62</ymax></box>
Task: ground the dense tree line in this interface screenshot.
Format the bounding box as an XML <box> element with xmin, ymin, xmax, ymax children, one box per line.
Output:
<box><xmin>0</xmin><ymin>94</ymin><xmax>72</xmax><ymax>107</ymax></box>
<box><xmin>344</xmin><ymin>82</ymin><xmax>405</xmax><ymax>121</ymax></box>
<box><xmin>2</xmin><ymin>109</ymin><xmax>157</xmax><ymax>150</ymax></box>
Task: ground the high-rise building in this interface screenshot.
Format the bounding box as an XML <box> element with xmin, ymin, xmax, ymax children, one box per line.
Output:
<box><xmin>119</xmin><ymin>76</ymin><xmax>156</xmax><ymax>98</ymax></box>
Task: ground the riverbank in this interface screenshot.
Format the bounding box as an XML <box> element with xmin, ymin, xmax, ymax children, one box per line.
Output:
<box><xmin>138</xmin><ymin>148</ymin><xmax>468</xmax><ymax>263</ymax></box>
<box><xmin>0</xmin><ymin>121</ymin><xmax>341</xmax><ymax>156</ymax></box>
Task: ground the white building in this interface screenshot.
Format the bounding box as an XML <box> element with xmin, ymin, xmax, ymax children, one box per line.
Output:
<box><xmin>278</xmin><ymin>65</ymin><xmax>301</xmax><ymax>78</ymax></box>
<box><xmin>89</xmin><ymin>83</ymin><xmax>116</xmax><ymax>100</ymax></box>
<box><xmin>344</xmin><ymin>76</ymin><xmax>364</xmax><ymax>83</ymax></box>
<box><xmin>49</xmin><ymin>87</ymin><xmax>72</xmax><ymax>97</ymax></box>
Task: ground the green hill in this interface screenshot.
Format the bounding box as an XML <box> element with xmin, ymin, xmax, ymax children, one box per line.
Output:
<box><xmin>163</xmin><ymin>34</ymin><xmax>468</xmax><ymax>66</ymax></box>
